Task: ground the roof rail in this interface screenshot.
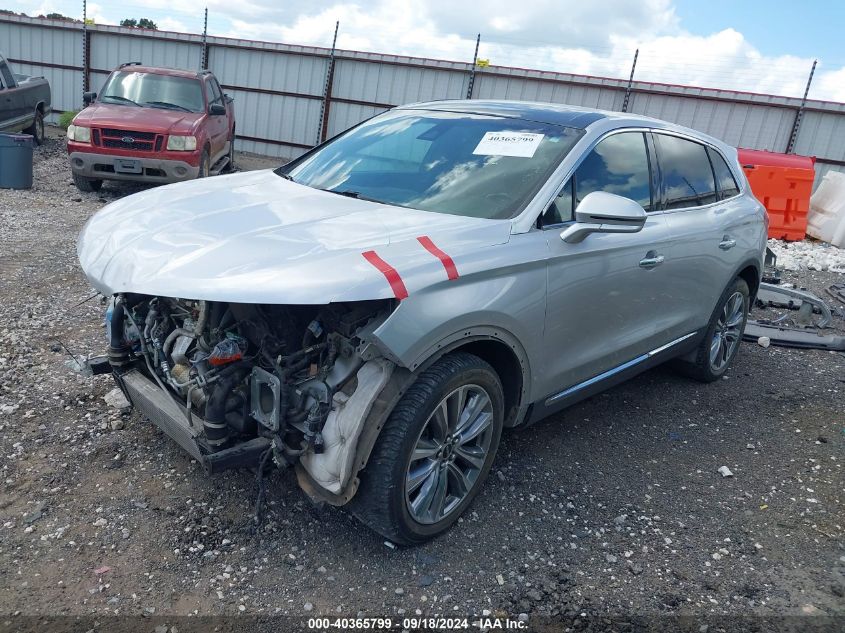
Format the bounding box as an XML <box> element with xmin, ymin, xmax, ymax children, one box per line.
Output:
<box><xmin>119</xmin><ymin>61</ymin><xmax>142</xmax><ymax>68</ymax></box>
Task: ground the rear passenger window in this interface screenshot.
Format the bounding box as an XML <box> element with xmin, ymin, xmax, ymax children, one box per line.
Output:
<box><xmin>656</xmin><ymin>135</ymin><xmax>718</xmax><ymax>209</ymax></box>
<box><xmin>708</xmin><ymin>148</ymin><xmax>740</xmax><ymax>199</ymax></box>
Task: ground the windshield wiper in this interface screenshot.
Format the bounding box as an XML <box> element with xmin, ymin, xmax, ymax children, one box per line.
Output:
<box><xmin>143</xmin><ymin>101</ymin><xmax>193</xmax><ymax>112</ymax></box>
<box><xmin>100</xmin><ymin>94</ymin><xmax>141</xmax><ymax>107</ymax></box>
<box><xmin>323</xmin><ymin>189</ymin><xmax>384</xmax><ymax>203</ymax></box>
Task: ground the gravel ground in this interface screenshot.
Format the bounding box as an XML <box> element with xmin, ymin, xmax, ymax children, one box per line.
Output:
<box><xmin>1</xmin><ymin>136</ymin><xmax>843</xmax><ymax>632</ymax></box>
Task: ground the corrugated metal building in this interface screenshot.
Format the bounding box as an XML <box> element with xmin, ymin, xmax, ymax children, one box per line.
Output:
<box><xmin>2</xmin><ymin>13</ymin><xmax>843</xmax><ymax>185</ymax></box>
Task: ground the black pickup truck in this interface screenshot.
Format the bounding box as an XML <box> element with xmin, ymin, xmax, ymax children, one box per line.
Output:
<box><xmin>0</xmin><ymin>53</ymin><xmax>51</xmax><ymax>144</ymax></box>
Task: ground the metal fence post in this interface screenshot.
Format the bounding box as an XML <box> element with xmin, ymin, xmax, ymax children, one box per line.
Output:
<box><xmin>621</xmin><ymin>48</ymin><xmax>638</xmax><ymax>113</ymax></box>
<box><xmin>201</xmin><ymin>7</ymin><xmax>209</xmax><ymax>70</ymax></box>
<box><xmin>465</xmin><ymin>33</ymin><xmax>481</xmax><ymax>99</ymax></box>
<box><xmin>317</xmin><ymin>21</ymin><xmax>339</xmax><ymax>144</ymax></box>
<box><xmin>786</xmin><ymin>59</ymin><xmax>817</xmax><ymax>154</ymax></box>
<box><xmin>82</xmin><ymin>0</ymin><xmax>90</xmax><ymax>93</ymax></box>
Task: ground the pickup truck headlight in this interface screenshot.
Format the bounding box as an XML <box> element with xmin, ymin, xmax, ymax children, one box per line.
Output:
<box><xmin>67</xmin><ymin>125</ymin><xmax>91</xmax><ymax>143</ymax></box>
<box><xmin>166</xmin><ymin>135</ymin><xmax>197</xmax><ymax>151</ymax></box>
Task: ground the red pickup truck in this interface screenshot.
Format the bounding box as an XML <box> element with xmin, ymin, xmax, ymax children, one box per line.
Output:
<box><xmin>67</xmin><ymin>63</ymin><xmax>235</xmax><ymax>192</ymax></box>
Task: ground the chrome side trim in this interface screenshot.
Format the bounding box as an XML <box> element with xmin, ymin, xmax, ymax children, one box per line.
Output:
<box><xmin>647</xmin><ymin>331</ymin><xmax>698</xmax><ymax>357</ymax></box>
<box><xmin>544</xmin><ymin>331</ymin><xmax>699</xmax><ymax>406</ymax></box>
<box><xmin>545</xmin><ymin>354</ymin><xmax>647</xmax><ymax>406</ymax></box>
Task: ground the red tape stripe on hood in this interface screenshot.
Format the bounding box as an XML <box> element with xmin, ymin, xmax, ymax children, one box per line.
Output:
<box><xmin>362</xmin><ymin>250</ymin><xmax>409</xmax><ymax>300</ymax></box>
<box><xmin>417</xmin><ymin>235</ymin><xmax>459</xmax><ymax>280</ymax></box>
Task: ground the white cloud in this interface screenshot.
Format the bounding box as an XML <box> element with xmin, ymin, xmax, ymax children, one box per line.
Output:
<box><xmin>209</xmin><ymin>1</ymin><xmax>841</xmax><ymax>101</ymax></box>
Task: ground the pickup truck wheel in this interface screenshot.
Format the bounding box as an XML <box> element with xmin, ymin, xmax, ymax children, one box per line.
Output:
<box><xmin>25</xmin><ymin>110</ymin><xmax>45</xmax><ymax>145</ymax></box>
<box><xmin>675</xmin><ymin>277</ymin><xmax>750</xmax><ymax>382</ymax></box>
<box><xmin>225</xmin><ymin>136</ymin><xmax>235</xmax><ymax>172</ymax></box>
<box><xmin>350</xmin><ymin>352</ymin><xmax>504</xmax><ymax>545</ymax></box>
<box><xmin>72</xmin><ymin>173</ymin><xmax>102</xmax><ymax>193</ymax></box>
<box><xmin>197</xmin><ymin>150</ymin><xmax>210</xmax><ymax>178</ymax></box>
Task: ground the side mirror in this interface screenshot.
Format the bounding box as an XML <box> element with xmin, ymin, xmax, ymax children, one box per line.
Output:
<box><xmin>83</xmin><ymin>91</ymin><xmax>97</xmax><ymax>106</ymax></box>
<box><xmin>209</xmin><ymin>103</ymin><xmax>226</xmax><ymax>116</ymax></box>
<box><xmin>560</xmin><ymin>191</ymin><xmax>647</xmax><ymax>244</ymax></box>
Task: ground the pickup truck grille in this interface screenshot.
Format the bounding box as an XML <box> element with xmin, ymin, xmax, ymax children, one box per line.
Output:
<box><xmin>96</xmin><ymin>128</ymin><xmax>160</xmax><ymax>152</ymax></box>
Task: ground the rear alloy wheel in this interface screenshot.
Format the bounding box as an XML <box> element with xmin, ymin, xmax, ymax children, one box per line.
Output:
<box><xmin>350</xmin><ymin>352</ymin><xmax>504</xmax><ymax>545</ymax></box>
<box><xmin>676</xmin><ymin>277</ymin><xmax>750</xmax><ymax>382</ymax></box>
<box><xmin>72</xmin><ymin>172</ymin><xmax>102</xmax><ymax>193</ymax></box>
<box><xmin>709</xmin><ymin>290</ymin><xmax>746</xmax><ymax>373</ymax></box>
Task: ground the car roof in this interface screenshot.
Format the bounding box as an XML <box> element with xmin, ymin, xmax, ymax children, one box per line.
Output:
<box><xmin>396</xmin><ymin>100</ymin><xmax>614</xmax><ymax>128</ymax></box>
<box><xmin>112</xmin><ymin>65</ymin><xmax>202</xmax><ymax>80</ymax></box>
<box><xmin>399</xmin><ymin>99</ymin><xmax>690</xmax><ymax>130</ymax></box>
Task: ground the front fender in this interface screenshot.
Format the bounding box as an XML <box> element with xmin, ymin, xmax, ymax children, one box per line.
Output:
<box><xmin>369</xmin><ymin>259</ymin><xmax>547</xmax><ymax>400</ymax></box>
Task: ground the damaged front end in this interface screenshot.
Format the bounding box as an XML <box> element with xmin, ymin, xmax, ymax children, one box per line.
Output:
<box><xmin>99</xmin><ymin>294</ymin><xmax>398</xmax><ymax>500</ymax></box>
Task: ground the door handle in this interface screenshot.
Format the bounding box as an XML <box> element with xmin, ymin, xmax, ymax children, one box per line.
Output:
<box><xmin>719</xmin><ymin>237</ymin><xmax>737</xmax><ymax>250</ymax></box>
<box><xmin>639</xmin><ymin>252</ymin><xmax>665</xmax><ymax>269</ymax></box>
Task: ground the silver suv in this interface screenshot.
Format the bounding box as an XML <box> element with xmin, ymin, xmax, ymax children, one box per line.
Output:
<box><xmin>78</xmin><ymin>100</ymin><xmax>767</xmax><ymax>544</ymax></box>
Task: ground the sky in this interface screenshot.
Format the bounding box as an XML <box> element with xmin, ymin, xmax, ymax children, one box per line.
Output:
<box><xmin>5</xmin><ymin>0</ymin><xmax>845</xmax><ymax>102</ymax></box>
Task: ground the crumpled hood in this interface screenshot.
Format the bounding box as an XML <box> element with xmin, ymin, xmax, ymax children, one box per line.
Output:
<box><xmin>77</xmin><ymin>170</ymin><xmax>511</xmax><ymax>303</ymax></box>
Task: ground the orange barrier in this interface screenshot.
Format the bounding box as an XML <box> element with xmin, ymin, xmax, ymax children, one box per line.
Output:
<box><xmin>738</xmin><ymin>149</ymin><xmax>815</xmax><ymax>241</ymax></box>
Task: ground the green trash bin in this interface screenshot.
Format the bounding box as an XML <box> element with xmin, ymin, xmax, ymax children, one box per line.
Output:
<box><xmin>0</xmin><ymin>133</ymin><xmax>34</xmax><ymax>189</ymax></box>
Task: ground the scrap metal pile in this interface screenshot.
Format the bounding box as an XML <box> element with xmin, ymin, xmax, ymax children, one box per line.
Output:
<box><xmin>743</xmin><ymin>249</ymin><xmax>845</xmax><ymax>351</ymax></box>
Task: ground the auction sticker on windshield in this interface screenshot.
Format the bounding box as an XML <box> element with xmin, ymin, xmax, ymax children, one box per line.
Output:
<box><xmin>473</xmin><ymin>131</ymin><xmax>544</xmax><ymax>158</ymax></box>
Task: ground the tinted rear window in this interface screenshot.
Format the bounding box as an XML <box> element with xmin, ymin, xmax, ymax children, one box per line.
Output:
<box><xmin>656</xmin><ymin>134</ymin><xmax>718</xmax><ymax>209</ymax></box>
<box><xmin>708</xmin><ymin>147</ymin><xmax>741</xmax><ymax>200</ymax></box>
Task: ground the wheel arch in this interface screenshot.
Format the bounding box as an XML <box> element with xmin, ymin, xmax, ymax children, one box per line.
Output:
<box><xmin>414</xmin><ymin>333</ymin><xmax>528</xmax><ymax>429</ymax></box>
<box><xmin>295</xmin><ymin>329</ymin><xmax>531</xmax><ymax>507</ymax></box>
<box><xmin>734</xmin><ymin>259</ymin><xmax>761</xmax><ymax>302</ymax></box>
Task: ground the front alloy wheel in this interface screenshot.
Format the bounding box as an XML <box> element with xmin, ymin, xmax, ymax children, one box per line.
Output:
<box><xmin>405</xmin><ymin>384</ymin><xmax>495</xmax><ymax>524</ymax></box>
<box><xmin>351</xmin><ymin>352</ymin><xmax>504</xmax><ymax>545</ymax></box>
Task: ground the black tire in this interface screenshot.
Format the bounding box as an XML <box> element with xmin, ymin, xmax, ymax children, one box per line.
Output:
<box><xmin>676</xmin><ymin>277</ymin><xmax>750</xmax><ymax>383</ymax></box>
<box><xmin>72</xmin><ymin>172</ymin><xmax>102</xmax><ymax>193</ymax></box>
<box><xmin>225</xmin><ymin>133</ymin><xmax>236</xmax><ymax>172</ymax></box>
<box><xmin>350</xmin><ymin>352</ymin><xmax>504</xmax><ymax>545</ymax></box>
<box><xmin>24</xmin><ymin>109</ymin><xmax>45</xmax><ymax>145</ymax></box>
<box><xmin>197</xmin><ymin>149</ymin><xmax>210</xmax><ymax>178</ymax></box>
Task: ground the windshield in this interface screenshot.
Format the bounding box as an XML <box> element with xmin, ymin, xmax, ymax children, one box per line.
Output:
<box><xmin>280</xmin><ymin>109</ymin><xmax>583</xmax><ymax>220</ymax></box>
<box><xmin>99</xmin><ymin>71</ymin><xmax>204</xmax><ymax>112</ymax></box>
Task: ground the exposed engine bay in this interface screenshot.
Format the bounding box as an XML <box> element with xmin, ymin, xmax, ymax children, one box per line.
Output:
<box><xmin>105</xmin><ymin>293</ymin><xmax>397</xmax><ymax>499</ymax></box>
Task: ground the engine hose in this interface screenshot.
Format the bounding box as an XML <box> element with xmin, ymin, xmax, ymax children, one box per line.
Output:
<box><xmin>203</xmin><ymin>361</ymin><xmax>248</xmax><ymax>451</ymax></box>
<box><xmin>123</xmin><ymin>306</ymin><xmax>170</xmax><ymax>394</ymax></box>
<box><xmin>162</xmin><ymin>301</ymin><xmax>209</xmax><ymax>362</ymax></box>
<box><xmin>162</xmin><ymin>327</ymin><xmax>193</xmax><ymax>361</ymax></box>
<box><xmin>107</xmin><ymin>299</ymin><xmax>131</xmax><ymax>368</ymax></box>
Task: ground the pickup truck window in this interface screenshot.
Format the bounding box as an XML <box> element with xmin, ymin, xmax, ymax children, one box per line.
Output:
<box><xmin>207</xmin><ymin>79</ymin><xmax>223</xmax><ymax>105</ymax></box>
<box><xmin>0</xmin><ymin>62</ymin><xmax>14</xmax><ymax>88</ymax></box>
<box><xmin>99</xmin><ymin>71</ymin><xmax>204</xmax><ymax>113</ymax></box>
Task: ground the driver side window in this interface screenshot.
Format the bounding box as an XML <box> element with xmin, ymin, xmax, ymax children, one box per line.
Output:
<box><xmin>542</xmin><ymin>132</ymin><xmax>653</xmax><ymax>226</ymax></box>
